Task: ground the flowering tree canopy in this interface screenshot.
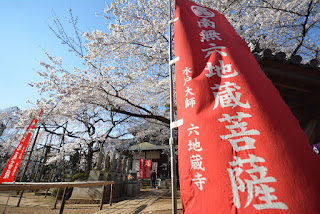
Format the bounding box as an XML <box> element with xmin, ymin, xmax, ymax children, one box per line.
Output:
<box><xmin>0</xmin><ymin>107</ymin><xmax>22</xmax><ymax>156</ymax></box>
<box><xmin>23</xmin><ymin>0</ymin><xmax>319</xmax><ymax>167</ymax></box>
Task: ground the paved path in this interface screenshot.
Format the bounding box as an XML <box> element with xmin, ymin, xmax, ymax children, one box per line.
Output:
<box><xmin>94</xmin><ymin>189</ymin><xmax>170</xmax><ymax>214</ymax></box>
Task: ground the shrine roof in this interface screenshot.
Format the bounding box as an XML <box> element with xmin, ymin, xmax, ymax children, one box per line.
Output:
<box><xmin>127</xmin><ymin>142</ymin><xmax>169</xmax><ymax>151</ymax></box>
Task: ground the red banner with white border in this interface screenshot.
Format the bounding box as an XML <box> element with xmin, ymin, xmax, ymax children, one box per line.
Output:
<box><xmin>139</xmin><ymin>158</ymin><xmax>145</xmax><ymax>179</ymax></box>
<box><xmin>145</xmin><ymin>159</ymin><xmax>152</xmax><ymax>179</ymax></box>
<box><xmin>174</xmin><ymin>0</ymin><xmax>320</xmax><ymax>213</ymax></box>
<box><xmin>0</xmin><ymin>109</ymin><xmax>43</xmax><ymax>183</ymax></box>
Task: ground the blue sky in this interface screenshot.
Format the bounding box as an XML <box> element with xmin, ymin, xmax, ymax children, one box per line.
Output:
<box><xmin>0</xmin><ymin>0</ymin><xmax>110</xmax><ymax>110</ymax></box>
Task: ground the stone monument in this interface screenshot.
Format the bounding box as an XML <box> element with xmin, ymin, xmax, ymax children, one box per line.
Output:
<box><xmin>69</xmin><ymin>150</ymin><xmax>130</xmax><ymax>204</ymax></box>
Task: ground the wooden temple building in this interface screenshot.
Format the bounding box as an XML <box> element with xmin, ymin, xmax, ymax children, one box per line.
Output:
<box><xmin>124</xmin><ymin>142</ymin><xmax>172</xmax><ymax>180</ymax></box>
<box><xmin>253</xmin><ymin>48</ymin><xmax>320</xmax><ymax>144</ymax></box>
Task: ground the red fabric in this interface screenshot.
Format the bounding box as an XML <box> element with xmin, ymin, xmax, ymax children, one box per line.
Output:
<box><xmin>145</xmin><ymin>159</ymin><xmax>152</xmax><ymax>178</ymax></box>
<box><xmin>174</xmin><ymin>0</ymin><xmax>320</xmax><ymax>213</ymax></box>
<box><xmin>139</xmin><ymin>158</ymin><xmax>145</xmax><ymax>179</ymax></box>
<box><xmin>0</xmin><ymin>109</ymin><xmax>43</xmax><ymax>183</ymax></box>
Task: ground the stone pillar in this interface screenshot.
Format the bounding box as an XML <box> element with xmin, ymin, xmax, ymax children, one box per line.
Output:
<box><xmin>110</xmin><ymin>154</ymin><xmax>116</xmax><ymax>172</ymax></box>
<box><xmin>126</xmin><ymin>158</ymin><xmax>132</xmax><ymax>173</ymax></box>
<box><xmin>96</xmin><ymin>143</ymin><xmax>104</xmax><ymax>170</ymax></box>
<box><xmin>117</xmin><ymin>156</ymin><xmax>122</xmax><ymax>172</ymax></box>
<box><xmin>104</xmin><ymin>152</ymin><xmax>110</xmax><ymax>172</ymax></box>
<box><xmin>122</xmin><ymin>157</ymin><xmax>127</xmax><ymax>173</ymax></box>
<box><xmin>71</xmin><ymin>149</ymin><xmax>80</xmax><ymax>170</ymax></box>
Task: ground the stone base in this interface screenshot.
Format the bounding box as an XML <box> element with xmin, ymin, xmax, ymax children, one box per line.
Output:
<box><xmin>68</xmin><ymin>198</ymin><xmax>101</xmax><ymax>204</ymax></box>
<box><xmin>127</xmin><ymin>182</ymin><xmax>140</xmax><ymax>196</ymax></box>
<box><xmin>87</xmin><ymin>170</ymin><xmax>127</xmax><ymax>182</ymax></box>
<box><xmin>158</xmin><ymin>180</ymin><xmax>169</xmax><ymax>189</ymax></box>
<box><xmin>69</xmin><ymin>170</ymin><xmax>128</xmax><ymax>204</ymax></box>
<box><xmin>69</xmin><ymin>185</ymin><xmax>104</xmax><ymax>203</ymax></box>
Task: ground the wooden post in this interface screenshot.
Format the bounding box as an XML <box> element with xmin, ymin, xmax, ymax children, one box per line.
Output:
<box><xmin>17</xmin><ymin>126</ymin><xmax>41</xmax><ymax>207</ymax></box>
<box><xmin>45</xmin><ymin>168</ymin><xmax>55</xmax><ymax>198</ymax></box>
<box><xmin>109</xmin><ymin>184</ymin><xmax>113</xmax><ymax>206</ymax></box>
<box><xmin>16</xmin><ymin>190</ymin><xmax>24</xmax><ymax>207</ymax></box>
<box><xmin>20</xmin><ymin>126</ymin><xmax>41</xmax><ymax>182</ymax></box>
<box><xmin>60</xmin><ymin>123</ymin><xmax>67</xmax><ymax>182</ymax></box>
<box><xmin>34</xmin><ymin>134</ymin><xmax>50</xmax><ymax>180</ymax></box>
<box><xmin>99</xmin><ymin>185</ymin><xmax>106</xmax><ymax>210</ymax></box>
<box><xmin>59</xmin><ymin>187</ymin><xmax>68</xmax><ymax>214</ymax></box>
<box><xmin>2</xmin><ymin>191</ymin><xmax>12</xmax><ymax>214</ymax></box>
<box><xmin>45</xmin><ymin>188</ymin><xmax>49</xmax><ymax>198</ymax></box>
<box><xmin>53</xmin><ymin>188</ymin><xmax>61</xmax><ymax>209</ymax></box>
<box><xmin>37</xmin><ymin>145</ymin><xmax>51</xmax><ymax>182</ymax></box>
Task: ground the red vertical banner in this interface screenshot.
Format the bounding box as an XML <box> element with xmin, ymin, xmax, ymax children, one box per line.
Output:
<box><xmin>151</xmin><ymin>162</ymin><xmax>158</xmax><ymax>175</ymax></box>
<box><xmin>145</xmin><ymin>159</ymin><xmax>152</xmax><ymax>179</ymax></box>
<box><xmin>0</xmin><ymin>109</ymin><xmax>43</xmax><ymax>183</ymax></box>
<box><xmin>174</xmin><ymin>0</ymin><xmax>320</xmax><ymax>213</ymax></box>
<box><xmin>139</xmin><ymin>158</ymin><xmax>145</xmax><ymax>179</ymax></box>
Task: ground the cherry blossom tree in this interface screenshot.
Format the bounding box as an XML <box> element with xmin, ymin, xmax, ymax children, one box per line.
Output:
<box><xmin>27</xmin><ymin>4</ymin><xmax>172</xmax><ymax>168</ymax></box>
<box><xmin>25</xmin><ymin>0</ymin><xmax>319</xmax><ymax>170</ymax></box>
<box><xmin>0</xmin><ymin>107</ymin><xmax>24</xmax><ymax>172</ymax></box>
<box><xmin>32</xmin><ymin>0</ymin><xmax>319</xmax><ymax>117</ymax></box>
<box><xmin>0</xmin><ymin>107</ymin><xmax>22</xmax><ymax>156</ymax></box>
<box><xmin>31</xmin><ymin>102</ymin><xmax>133</xmax><ymax>173</ymax></box>
<box><xmin>211</xmin><ymin>0</ymin><xmax>320</xmax><ymax>60</ymax></box>
<box><xmin>0</xmin><ymin>123</ymin><xmax>5</xmax><ymax>138</ymax></box>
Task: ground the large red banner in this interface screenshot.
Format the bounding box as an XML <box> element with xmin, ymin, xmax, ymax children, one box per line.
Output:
<box><xmin>139</xmin><ymin>158</ymin><xmax>145</xmax><ymax>179</ymax></box>
<box><xmin>0</xmin><ymin>109</ymin><xmax>43</xmax><ymax>183</ymax></box>
<box><xmin>145</xmin><ymin>159</ymin><xmax>152</xmax><ymax>179</ymax></box>
<box><xmin>174</xmin><ymin>0</ymin><xmax>320</xmax><ymax>213</ymax></box>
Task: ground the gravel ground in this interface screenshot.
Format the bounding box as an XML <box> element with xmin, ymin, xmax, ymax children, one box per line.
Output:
<box><xmin>0</xmin><ymin>189</ymin><xmax>183</xmax><ymax>214</ymax></box>
<box><xmin>0</xmin><ymin>204</ymin><xmax>101</xmax><ymax>214</ymax></box>
<box><xmin>140</xmin><ymin>190</ymin><xmax>183</xmax><ymax>214</ymax></box>
<box><xmin>0</xmin><ymin>191</ymin><xmax>101</xmax><ymax>214</ymax></box>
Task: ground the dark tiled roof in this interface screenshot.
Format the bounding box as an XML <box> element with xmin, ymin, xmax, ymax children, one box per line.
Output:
<box><xmin>252</xmin><ymin>48</ymin><xmax>319</xmax><ymax>69</ymax></box>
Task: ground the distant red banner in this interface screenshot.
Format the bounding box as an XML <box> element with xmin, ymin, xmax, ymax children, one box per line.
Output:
<box><xmin>151</xmin><ymin>162</ymin><xmax>158</xmax><ymax>175</ymax></box>
<box><xmin>0</xmin><ymin>109</ymin><xmax>43</xmax><ymax>183</ymax></box>
<box><xmin>145</xmin><ymin>159</ymin><xmax>152</xmax><ymax>178</ymax></box>
<box><xmin>174</xmin><ymin>0</ymin><xmax>320</xmax><ymax>213</ymax></box>
<box><xmin>139</xmin><ymin>158</ymin><xmax>145</xmax><ymax>179</ymax></box>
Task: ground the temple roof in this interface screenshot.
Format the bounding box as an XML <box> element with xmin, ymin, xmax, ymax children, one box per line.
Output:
<box><xmin>127</xmin><ymin>142</ymin><xmax>169</xmax><ymax>151</ymax></box>
<box><xmin>252</xmin><ymin>48</ymin><xmax>320</xmax><ymax>143</ymax></box>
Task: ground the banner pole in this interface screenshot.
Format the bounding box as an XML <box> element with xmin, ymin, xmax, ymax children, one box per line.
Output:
<box><xmin>16</xmin><ymin>126</ymin><xmax>41</xmax><ymax>207</ymax></box>
<box><xmin>19</xmin><ymin>126</ymin><xmax>41</xmax><ymax>181</ymax></box>
<box><xmin>2</xmin><ymin>170</ymin><xmax>19</xmax><ymax>214</ymax></box>
<box><xmin>168</xmin><ymin>0</ymin><xmax>178</xmax><ymax>213</ymax></box>
<box><xmin>2</xmin><ymin>190</ymin><xmax>12</xmax><ymax>214</ymax></box>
